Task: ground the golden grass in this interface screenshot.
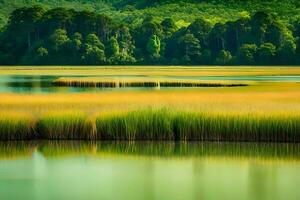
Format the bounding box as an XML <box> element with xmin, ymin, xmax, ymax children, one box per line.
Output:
<box><xmin>53</xmin><ymin>77</ymin><xmax>250</xmax><ymax>88</ymax></box>
<box><xmin>1</xmin><ymin>66</ymin><xmax>300</xmax><ymax>76</ymax></box>
<box><xmin>0</xmin><ymin>67</ymin><xmax>299</xmax><ymax>141</ymax></box>
<box><xmin>0</xmin><ymin>82</ymin><xmax>299</xmax><ymax>115</ymax></box>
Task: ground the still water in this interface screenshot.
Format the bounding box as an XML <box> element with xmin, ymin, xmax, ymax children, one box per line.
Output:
<box><xmin>0</xmin><ymin>75</ymin><xmax>300</xmax><ymax>93</ymax></box>
<box><xmin>0</xmin><ymin>142</ymin><xmax>299</xmax><ymax>200</ymax></box>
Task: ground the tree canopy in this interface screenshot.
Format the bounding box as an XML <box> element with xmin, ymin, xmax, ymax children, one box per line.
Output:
<box><xmin>0</xmin><ymin>6</ymin><xmax>300</xmax><ymax>65</ymax></box>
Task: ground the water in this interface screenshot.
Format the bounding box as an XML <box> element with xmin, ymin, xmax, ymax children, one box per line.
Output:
<box><xmin>0</xmin><ymin>74</ymin><xmax>300</xmax><ymax>93</ymax></box>
<box><xmin>0</xmin><ymin>142</ymin><xmax>299</xmax><ymax>200</ymax></box>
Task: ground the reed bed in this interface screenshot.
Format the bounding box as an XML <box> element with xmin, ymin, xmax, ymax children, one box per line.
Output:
<box><xmin>0</xmin><ymin>109</ymin><xmax>299</xmax><ymax>142</ymax></box>
<box><xmin>95</xmin><ymin>110</ymin><xmax>300</xmax><ymax>142</ymax></box>
<box><xmin>0</xmin><ymin>113</ymin><xmax>35</xmax><ymax>140</ymax></box>
<box><xmin>53</xmin><ymin>77</ymin><xmax>249</xmax><ymax>88</ymax></box>
<box><xmin>36</xmin><ymin>112</ymin><xmax>95</xmax><ymax>140</ymax></box>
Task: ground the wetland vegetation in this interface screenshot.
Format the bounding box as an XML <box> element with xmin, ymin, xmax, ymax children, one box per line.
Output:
<box><xmin>0</xmin><ymin>66</ymin><xmax>299</xmax><ymax>142</ymax></box>
<box><xmin>1</xmin><ymin>1</ymin><xmax>300</xmax><ymax>199</ymax></box>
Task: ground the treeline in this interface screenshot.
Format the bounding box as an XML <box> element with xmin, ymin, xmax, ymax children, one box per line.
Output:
<box><xmin>0</xmin><ymin>6</ymin><xmax>300</xmax><ymax>65</ymax></box>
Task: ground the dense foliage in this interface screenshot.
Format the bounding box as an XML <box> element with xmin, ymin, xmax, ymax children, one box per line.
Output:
<box><xmin>0</xmin><ymin>4</ymin><xmax>300</xmax><ymax>65</ymax></box>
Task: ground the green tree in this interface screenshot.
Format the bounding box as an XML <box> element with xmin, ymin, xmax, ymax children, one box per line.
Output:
<box><xmin>215</xmin><ymin>50</ymin><xmax>232</xmax><ymax>65</ymax></box>
<box><xmin>188</xmin><ymin>18</ymin><xmax>212</xmax><ymax>48</ymax></box>
<box><xmin>178</xmin><ymin>33</ymin><xmax>201</xmax><ymax>64</ymax></box>
<box><xmin>257</xmin><ymin>43</ymin><xmax>276</xmax><ymax>65</ymax></box>
<box><xmin>107</xmin><ymin>37</ymin><xmax>120</xmax><ymax>57</ymax></box>
<box><xmin>161</xmin><ymin>18</ymin><xmax>177</xmax><ymax>38</ymax></box>
<box><xmin>236</xmin><ymin>44</ymin><xmax>258</xmax><ymax>65</ymax></box>
<box><xmin>82</xmin><ymin>45</ymin><xmax>106</xmax><ymax>65</ymax></box>
<box><xmin>147</xmin><ymin>34</ymin><xmax>161</xmax><ymax>58</ymax></box>
<box><xmin>49</xmin><ymin>29</ymin><xmax>70</xmax><ymax>52</ymax></box>
<box><xmin>278</xmin><ymin>39</ymin><xmax>296</xmax><ymax>64</ymax></box>
<box><xmin>82</xmin><ymin>33</ymin><xmax>106</xmax><ymax>65</ymax></box>
<box><xmin>86</xmin><ymin>33</ymin><xmax>105</xmax><ymax>50</ymax></box>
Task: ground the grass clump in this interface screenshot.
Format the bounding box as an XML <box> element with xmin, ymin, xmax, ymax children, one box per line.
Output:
<box><xmin>96</xmin><ymin>109</ymin><xmax>300</xmax><ymax>142</ymax></box>
<box><xmin>36</xmin><ymin>112</ymin><xmax>95</xmax><ymax>140</ymax></box>
<box><xmin>0</xmin><ymin>113</ymin><xmax>35</xmax><ymax>140</ymax></box>
<box><xmin>96</xmin><ymin>109</ymin><xmax>173</xmax><ymax>140</ymax></box>
<box><xmin>53</xmin><ymin>77</ymin><xmax>249</xmax><ymax>88</ymax></box>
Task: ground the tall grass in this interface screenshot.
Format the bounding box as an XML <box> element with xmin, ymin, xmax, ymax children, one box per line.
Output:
<box><xmin>0</xmin><ymin>109</ymin><xmax>299</xmax><ymax>142</ymax></box>
<box><xmin>0</xmin><ymin>113</ymin><xmax>35</xmax><ymax>140</ymax></box>
<box><xmin>53</xmin><ymin>77</ymin><xmax>249</xmax><ymax>88</ymax></box>
<box><xmin>36</xmin><ymin>112</ymin><xmax>95</xmax><ymax>140</ymax></box>
<box><xmin>96</xmin><ymin>109</ymin><xmax>173</xmax><ymax>140</ymax></box>
<box><xmin>95</xmin><ymin>109</ymin><xmax>300</xmax><ymax>142</ymax></box>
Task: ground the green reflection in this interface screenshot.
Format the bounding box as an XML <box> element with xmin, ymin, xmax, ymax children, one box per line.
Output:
<box><xmin>1</xmin><ymin>141</ymin><xmax>299</xmax><ymax>161</ymax></box>
<box><xmin>0</xmin><ymin>141</ymin><xmax>299</xmax><ymax>200</ymax></box>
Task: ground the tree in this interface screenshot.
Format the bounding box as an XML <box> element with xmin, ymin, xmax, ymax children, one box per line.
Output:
<box><xmin>278</xmin><ymin>39</ymin><xmax>296</xmax><ymax>64</ymax></box>
<box><xmin>257</xmin><ymin>43</ymin><xmax>276</xmax><ymax>65</ymax></box>
<box><xmin>133</xmin><ymin>16</ymin><xmax>162</xmax><ymax>54</ymax></box>
<box><xmin>178</xmin><ymin>33</ymin><xmax>201</xmax><ymax>64</ymax></box>
<box><xmin>35</xmin><ymin>47</ymin><xmax>49</xmax><ymax>64</ymax></box>
<box><xmin>188</xmin><ymin>18</ymin><xmax>212</xmax><ymax>48</ymax></box>
<box><xmin>37</xmin><ymin>47</ymin><xmax>48</xmax><ymax>57</ymax></box>
<box><xmin>248</xmin><ymin>11</ymin><xmax>274</xmax><ymax>45</ymax></box>
<box><xmin>64</xmin><ymin>32</ymin><xmax>83</xmax><ymax>64</ymax></box>
<box><xmin>107</xmin><ymin>37</ymin><xmax>120</xmax><ymax>58</ymax></box>
<box><xmin>49</xmin><ymin>29</ymin><xmax>70</xmax><ymax>52</ymax></box>
<box><xmin>8</xmin><ymin>6</ymin><xmax>45</xmax><ymax>50</ymax></box>
<box><xmin>86</xmin><ymin>33</ymin><xmax>105</xmax><ymax>50</ymax></box>
<box><xmin>161</xmin><ymin>18</ymin><xmax>177</xmax><ymax>38</ymax></box>
<box><xmin>82</xmin><ymin>44</ymin><xmax>106</xmax><ymax>65</ymax></box>
<box><xmin>209</xmin><ymin>23</ymin><xmax>227</xmax><ymax>55</ymax></box>
<box><xmin>41</xmin><ymin>8</ymin><xmax>74</xmax><ymax>35</ymax></box>
<box><xmin>147</xmin><ymin>34</ymin><xmax>161</xmax><ymax>58</ymax></box>
<box><xmin>82</xmin><ymin>33</ymin><xmax>106</xmax><ymax>65</ymax></box>
<box><xmin>236</xmin><ymin>44</ymin><xmax>258</xmax><ymax>65</ymax></box>
<box><xmin>215</xmin><ymin>50</ymin><xmax>232</xmax><ymax>65</ymax></box>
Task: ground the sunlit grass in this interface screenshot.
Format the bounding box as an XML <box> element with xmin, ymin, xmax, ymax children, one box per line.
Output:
<box><xmin>95</xmin><ymin>109</ymin><xmax>300</xmax><ymax>142</ymax></box>
<box><xmin>0</xmin><ymin>112</ymin><xmax>35</xmax><ymax>140</ymax></box>
<box><xmin>0</xmin><ymin>67</ymin><xmax>299</xmax><ymax>141</ymax></box>
<box><xmin>0</xmin><ymin>109</ymin><xmax>299</xmax><ymax>142</ymax></box>
<box><xmin>53</xmin><ymin>77</ymin><xmax>249</xmax><ymax>88</ymax></box>
<box><xmin>1</xmin><ymin>66</ymin><xmax>300</xmax><ymax>76</ymax></box>
<box><xmin>36</xmin><ymin>111</ymin><xmax>95</xmax><ymax>140</ymax></box>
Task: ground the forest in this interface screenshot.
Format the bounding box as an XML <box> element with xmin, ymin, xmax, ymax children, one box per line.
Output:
<box><xmin>0</xmin><ymin>2</ymin><xmax>300</xmax><ymax>65</ymax></box>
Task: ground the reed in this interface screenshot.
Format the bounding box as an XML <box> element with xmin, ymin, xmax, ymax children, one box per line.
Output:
<box><xmin>0</xmin><ymin>109</ymin><xmax>299</xmax><ymax>142</ymax></box>
<box><xmin>0</xmin><ymin>113</ymin><xmax>35</xmax><ymax>140</ymax></box>
<box><xmin>95</xmin><ymin>109</ymin><xmax>300</xmax><ymax>142</ymax></box>
<box><xmin>36</xmin><ymin>112</ymin><xmax>95</xmax><ymax>140</ymax></box>
<box><xmin>53</xmin><ymin>77</ymin><xmax>249</xmax><ymax>88</ymax></box>
<box><xmin>96</xmin><ymin>109</ymin><xmax>173</xmax><ymax>140</ymax></box>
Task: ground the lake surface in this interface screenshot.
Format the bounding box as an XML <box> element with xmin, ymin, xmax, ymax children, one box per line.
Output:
<box><xmin>0</xmin><ymin>74</ymin><xmax>300</xmax><ymax>93</ymax></box>
<box><xmin>0</xmin><ymin>142</ymin><xmax>299</xmax><ymax>200</ymax></box>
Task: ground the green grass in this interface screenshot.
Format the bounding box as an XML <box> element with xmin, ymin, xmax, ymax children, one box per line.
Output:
<box><xmin>0</xmin><ymin>109</ymin><xmax>299</xmax><ymax>142</ymax></box>
<box><xmin>0</xmin><ymin>113</ymin><xmax>35</xmax><ymax>140</ymax></box>
<box><xmin>96</xmin><ymin>109</ymin><xmax>300</xmax><ymax>142</ymax></box>
<box><xmin>36</xmin><ymin>112</ymin><xmax>95</xmax><ymax>140</ymax></box>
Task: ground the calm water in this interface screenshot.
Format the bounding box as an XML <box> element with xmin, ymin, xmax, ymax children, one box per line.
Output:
<box><xmin>0</xmin><ymin>75</ymin><xmax>300</xmax><ymax>93</ymax></box>
<box><xmin>0</xmin><ymin>142</ymin><xmax>299</xmax><ymax>200</ymax></box>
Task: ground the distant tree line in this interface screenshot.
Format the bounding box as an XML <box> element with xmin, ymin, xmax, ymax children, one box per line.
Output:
<box><xmin>0</xmin><ymin>6</ymin><xmax>300</xmax><ymax>65</ymax></box>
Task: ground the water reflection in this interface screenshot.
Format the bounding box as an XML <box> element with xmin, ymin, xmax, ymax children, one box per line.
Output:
<box><xmin>0</xmin><ymin>142</ymin><xmax>299</xmax><ymax>200</ymax></box>
<box><xmin>0</xmin><ymin>141</ymin><xmax>299</xmax><ymax>161</ymax></box>
<box><xmin>0</xmin><ymin>74</ymin><xmax>300</xmax><ymax>94</ymax></box>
